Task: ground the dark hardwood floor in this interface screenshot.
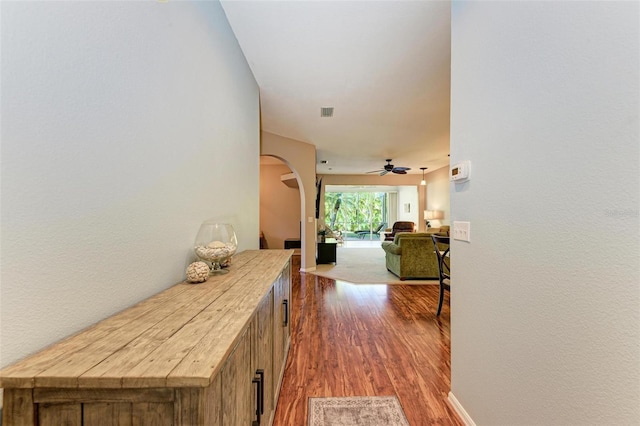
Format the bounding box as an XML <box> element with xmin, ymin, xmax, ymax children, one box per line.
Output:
<box><xmin>274</xmin><ymin>257</ymin><xmax>461</xmax><ymax>425</ymax></box>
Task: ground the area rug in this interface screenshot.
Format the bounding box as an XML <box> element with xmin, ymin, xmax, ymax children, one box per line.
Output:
<box><xmin>308</xmin><ymin>396</ymin><xmax>410</xmax><ymax>426</ymax></box>
<box><xmin>311</xmin><ymin>247</ymin><xmax>437</xmax><ymax>285</ymax></box>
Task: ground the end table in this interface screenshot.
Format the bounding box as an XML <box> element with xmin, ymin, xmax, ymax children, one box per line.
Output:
<box><xmin>317</xmin><ymin>241</ymin><xmax>337</xmax><ymax>264</ymax></box>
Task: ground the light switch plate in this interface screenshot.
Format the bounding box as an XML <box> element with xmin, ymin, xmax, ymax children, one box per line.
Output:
<box><xmin>453</xmin><ymin>221</ymin><xmax>471</xmax><ymax>242</ymax></box>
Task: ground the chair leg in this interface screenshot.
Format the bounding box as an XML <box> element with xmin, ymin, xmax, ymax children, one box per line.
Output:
<box><xmin>436</xmin><ymin>281</ymin><xmax>445</xmax><ymax>316</ymax></box>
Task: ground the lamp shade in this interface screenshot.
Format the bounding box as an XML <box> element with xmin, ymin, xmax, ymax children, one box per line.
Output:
<box><xmin>425</xmin><ymin>210</ymin><xmax>444</xmax><ymax>220</ymax></box>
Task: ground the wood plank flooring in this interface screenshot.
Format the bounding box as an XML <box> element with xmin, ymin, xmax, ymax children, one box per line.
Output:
<box><xmin>273</xmin><ymin>259</ymin><xmax>462</xmax><ymax>425</ymax></box>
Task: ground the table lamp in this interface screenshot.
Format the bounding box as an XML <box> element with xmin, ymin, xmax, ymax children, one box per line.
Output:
<box><xmin>424</xmin><ymin>210</ymin><xmax>444</xmax><ymax>228</ymax></box>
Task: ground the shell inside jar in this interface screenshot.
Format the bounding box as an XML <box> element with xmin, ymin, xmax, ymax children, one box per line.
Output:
<box><xmin>194</xmin><ymin>242</ymin><xmax>237</xmax><ymax>261</ymax></box>
<box><xmin>207</xmin><ymin>241</ymin><xmax>226</xmax><ymax>249</ymax></box>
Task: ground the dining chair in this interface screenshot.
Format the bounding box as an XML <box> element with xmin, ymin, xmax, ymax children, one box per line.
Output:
<box><xmin>430</xmin><ymin>234</ymin><xmax>450</xmax><ymax>316</ymax></box>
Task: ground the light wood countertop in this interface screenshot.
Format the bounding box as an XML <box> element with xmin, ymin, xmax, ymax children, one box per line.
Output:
<box><xmin>0</xmin><ymin>250</ymin><xmax>293</xmax><ymax>390</ymax></box>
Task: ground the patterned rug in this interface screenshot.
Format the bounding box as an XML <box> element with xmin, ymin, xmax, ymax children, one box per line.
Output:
<box><xmin>308</xmin><ymin>396</ymin><xmax>410</xmax><ymax>426</ymax></box>
<box><xmin>311</xmin><ymin>247</ymin><xmax>437</xmax><ymax>285</ymax></box>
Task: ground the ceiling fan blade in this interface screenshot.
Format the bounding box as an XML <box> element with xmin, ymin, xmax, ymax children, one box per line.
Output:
<box><xmin>370</xmin><ymin>160</ymin><xmax>408</xmax><ymax>176</ymax></box>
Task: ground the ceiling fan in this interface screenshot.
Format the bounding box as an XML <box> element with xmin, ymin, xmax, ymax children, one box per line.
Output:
<box><xmin>367</xmin><ymin>159</ymin><xmax>411</xmax><ymax>176</ymax></box>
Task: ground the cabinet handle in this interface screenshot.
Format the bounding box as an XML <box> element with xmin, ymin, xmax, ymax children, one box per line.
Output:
<box><xmin>256</xmin><ymin>369</ymin><xmax>264</xmax><ymax>415</ymax></box>
<box><xmin>252</xmin><ymin>376</ymin><xmax>261</xmax><ymax>425</ymax></box>
<box><xmin>283</xmin><ymin>299</ymin><xmax>289</xmax><ymax>327</ymax></box>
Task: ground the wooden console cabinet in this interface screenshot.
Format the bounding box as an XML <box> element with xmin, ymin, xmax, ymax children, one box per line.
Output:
<box><xmin>0</xmin><ymin>250</ymin><xmax>292</xmax><ymax>426</ymax></box>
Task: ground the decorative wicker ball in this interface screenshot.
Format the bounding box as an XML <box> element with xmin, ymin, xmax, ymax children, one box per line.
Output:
<box><xmin>186</xmin><ymin>261</ymin><xmax>209</xmax><ymax>283</ymax></box>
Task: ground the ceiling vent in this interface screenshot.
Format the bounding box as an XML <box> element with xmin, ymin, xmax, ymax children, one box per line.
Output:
<box><xmin>320</xmin><ymin>107</ymin><xmax>334</xmax><ymax>118</ymax></box>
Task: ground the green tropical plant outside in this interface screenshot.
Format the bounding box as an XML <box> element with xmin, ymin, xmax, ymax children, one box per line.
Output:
<box><xmin>324</xmin><ymin>192</ymin><xmax>387</xmax><ymax>236</ymax></box>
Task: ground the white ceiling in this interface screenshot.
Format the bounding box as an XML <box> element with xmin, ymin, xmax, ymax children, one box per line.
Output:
<box><xmin>221</xmin><ymin>0</ymin><xmax>451</xmax><ymax>175</ymax></box>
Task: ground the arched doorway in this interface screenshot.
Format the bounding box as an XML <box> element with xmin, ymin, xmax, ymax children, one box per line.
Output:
<box><xmin>259</xmin><ymin>156</ymin><xmax>303</xmax><ymax>255</ymax></box>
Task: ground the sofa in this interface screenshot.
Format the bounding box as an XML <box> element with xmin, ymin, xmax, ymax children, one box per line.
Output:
<box><xmin>381</xmin><ymin>229</ymin><xmax>449</xmax><ymax>280</ymax></box>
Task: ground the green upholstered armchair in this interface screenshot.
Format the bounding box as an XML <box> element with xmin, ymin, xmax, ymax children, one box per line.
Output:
<box><xmin>381</xmin><ymin>231</ymin><xmax>449</xmax><ymax>280</ymax></box>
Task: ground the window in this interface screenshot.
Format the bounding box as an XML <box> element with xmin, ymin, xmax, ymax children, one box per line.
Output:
<box><xmin>324</xmin><ymin>190</ymin><xmax>388</xmax><ymax>239</ymax></box>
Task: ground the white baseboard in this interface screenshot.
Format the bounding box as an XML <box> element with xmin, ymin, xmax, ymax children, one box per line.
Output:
<box><xmin>300</xmin><ymin>266</ymin><xmax>316</xmax><ymax>272</ymax></box>
<box><xmin>448</xmin><ymin>392</ymin><xmax>476</xmax><ymax>426</ymax></box>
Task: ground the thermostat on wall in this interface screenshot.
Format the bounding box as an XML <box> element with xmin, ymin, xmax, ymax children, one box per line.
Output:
<box><xmin>450</xmin><ymin>161</ymin><xmax>470</xmax><ymax>183</ymax></box>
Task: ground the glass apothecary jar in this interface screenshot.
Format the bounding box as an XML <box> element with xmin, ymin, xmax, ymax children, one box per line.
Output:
<box><xmin>194</xmin><ymin>222</ymin><xmax>237</xmax><ymax>275</ymax></box>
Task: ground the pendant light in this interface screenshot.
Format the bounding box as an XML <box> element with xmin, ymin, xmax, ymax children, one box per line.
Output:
<box><xmin>420</xmin><ymin>167</ymin><xmax>427</xmax><ymax>186</ymax></box>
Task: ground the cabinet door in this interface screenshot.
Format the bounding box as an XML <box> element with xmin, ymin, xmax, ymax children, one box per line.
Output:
<box><xmin>273</xmin><ymin>260</ymin><xmax>292</xmax><ymax>401</ymax></box>
<box><xmin>273</xmin><ymin>272</ymin><xmax>285</xmax><ymax>395</ymax></box>
<box><xmin>221</xmin><ymin>327</ymin><xmax>252</xmax><ymax>426</ymax></box>
<box><xmin>251</xmin><ymin>291</ymin><xmax>274</xmax><ymax>425</ymax></box>
<box><xmin>281</xmin><ymin>261</ymin><xmax>291</xmax><ymax>352</ymax></box>
<box><xmin>275</xmin><ymin>261</ymin><xmax>292</xmax><ymax>355</ymax></box>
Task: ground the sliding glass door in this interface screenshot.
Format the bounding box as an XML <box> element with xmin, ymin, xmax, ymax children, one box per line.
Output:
<box><xmin>324</xmin><ymin>191</ymin><xmax>389</xmax><ymax>240</ymax></box>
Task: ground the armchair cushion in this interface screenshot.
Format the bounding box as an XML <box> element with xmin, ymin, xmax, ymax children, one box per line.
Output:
<box><xmin>438</xmin><ymin>225</ymin><xmax>450</xmax><ymax>235</ymax></box>
<box><xmin>381</xmin><ymin>241</ymin><xmax>402</xmax><ymax>255</ymax></box>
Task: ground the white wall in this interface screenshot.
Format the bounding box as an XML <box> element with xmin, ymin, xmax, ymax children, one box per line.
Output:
<box><xmin>425</xmin><ymin>165</ymin><xmax>450</xmax><ymax>227</ymax></box>
<box><xmin>397</xmin><ymin>186</ymin><xmax>419</xmax><ymax>224</ymax></box>
<box><xmin>450</xmin><ymin>1</ymin><xmax>639</xmax><ymax>425</ymax></box>
<box><xmin>1</xmin><ymin>0</ymin><xmax>259</xmax><ymax>377</ymax></box>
